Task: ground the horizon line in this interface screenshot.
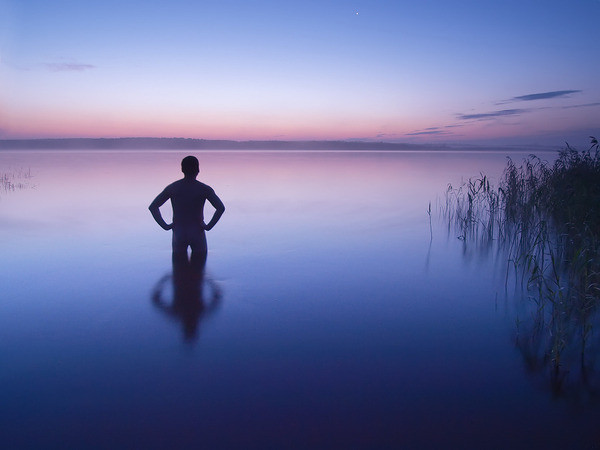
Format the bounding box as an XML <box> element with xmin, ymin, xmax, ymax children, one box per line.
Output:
<box><xmin>0</xmin><ymin>136</ymin><xmax>561</xmax><ymax>151</ymax></box>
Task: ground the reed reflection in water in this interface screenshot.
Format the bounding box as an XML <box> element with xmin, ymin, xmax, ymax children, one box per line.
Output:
<box><xmin>444</xmin><ymin>144</ymin><xmax>600</xmax><ymax>405</ymax></box>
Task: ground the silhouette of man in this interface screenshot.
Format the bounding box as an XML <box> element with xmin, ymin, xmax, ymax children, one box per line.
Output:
<box><xmin>149</xmin><ymin>156</ymin><xmax>225</xmax><ymax>261</ymax></box>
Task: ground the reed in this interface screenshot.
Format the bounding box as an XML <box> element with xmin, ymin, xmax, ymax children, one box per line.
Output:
<box><xmin>444</xmin><ymin>136</ymin><xmax>600</xmax><ymax>403</ymax></box>
<box><xmin>1</xmin><ymin>168</ymin><xmax>33</xmax><ymax>193</ymax></box>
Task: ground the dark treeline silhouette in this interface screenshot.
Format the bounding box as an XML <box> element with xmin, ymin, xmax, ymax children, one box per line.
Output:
<box><xmin>0</xmin><ymin>137</ymin><xmax>449</xmax><ymax>151</ymax></box>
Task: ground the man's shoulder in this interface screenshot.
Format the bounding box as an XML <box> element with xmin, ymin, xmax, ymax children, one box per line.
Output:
<box><xmin>193</xmin><ymin>180</ymin><xmax>215</xmax><ymax>193</ymax></box>
<box><xmin>164</xmin><ymin>179</ymin><xmax>184</xmax><ymax>191</ymax></box>
<box><xmin>166</xmin><ymin>178</ymin><xmax>214</xmax><ymax>195</ymax></box>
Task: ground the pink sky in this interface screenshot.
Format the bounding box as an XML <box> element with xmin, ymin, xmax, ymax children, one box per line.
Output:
<box><xmin>1</xmin><ymin>0</ymin><xmax>599</xmax><ymax>147</ymax></box>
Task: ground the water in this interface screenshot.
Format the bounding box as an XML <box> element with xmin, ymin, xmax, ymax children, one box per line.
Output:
<box><xmin>1</xmin><ymin>149</ymin><xmax>598</xmax><ymax>448</ymax></box>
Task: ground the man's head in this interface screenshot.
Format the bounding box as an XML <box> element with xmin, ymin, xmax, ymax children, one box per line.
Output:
<box><xmin>181</xmin><ymin>156</ymin><xmax>199</xmax><ymax>177</ymax></box>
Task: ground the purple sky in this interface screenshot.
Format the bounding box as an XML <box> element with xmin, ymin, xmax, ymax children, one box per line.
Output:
<box><xmin>1</xmin><ymin>0</ymin><xmax>599</xmax><ymax>147</ymax></box>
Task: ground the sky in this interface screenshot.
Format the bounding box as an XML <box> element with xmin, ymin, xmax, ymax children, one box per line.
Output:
<box><xmin>1</xmin><ymin>0</ymin><xmax>599</xmax><ymax>147</ymax></box>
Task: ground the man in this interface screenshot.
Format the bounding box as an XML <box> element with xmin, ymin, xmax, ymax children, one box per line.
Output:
<box><xmin>149</xmin><ymin>155</ymin><xmax>225</xmax><ymax>262</ymax></box>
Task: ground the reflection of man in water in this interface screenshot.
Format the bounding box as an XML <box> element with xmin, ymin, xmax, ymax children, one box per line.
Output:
<box><xmin>149</xmin><ymin>155</ymin><xmax>225</xmax><ymax>261</ymax></box>
<box><xmin>152</xmin><ymin>256</ymin><xmax>222</xmax><ymax>342</ymax></box>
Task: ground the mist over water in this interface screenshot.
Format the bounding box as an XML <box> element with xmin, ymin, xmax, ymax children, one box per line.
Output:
<box><xmin>2</xmin><ymin>149</ymin><xmax>597</xmax><ymax>448</ymax></box>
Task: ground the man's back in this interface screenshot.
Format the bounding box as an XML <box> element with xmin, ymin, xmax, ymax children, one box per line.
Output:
<box><xmin>166</xmin><ymin>178</ymin><xmax>215</xmax><ymax>228</ymax></box>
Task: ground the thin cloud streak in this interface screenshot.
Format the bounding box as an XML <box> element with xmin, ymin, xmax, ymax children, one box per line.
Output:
<box><xmin>511</xmin><ymin>90</ymin><xmax>581</xmax><ymax>102</ymax></box>
<box><xmin>457</xmin><ymin>109</ymin><xmax>527</xmax><ymax>121</ymax></box>
<box><xmin>406</xmin><ymin>124</ymin><xmax>464</xmax><ymax>137</ymax></box>
<box><xmin>44</xmin><ymin>63</ymin><xmax>96</xmax><ymax>72</ymax></box>
<box><xmin>405</xmin><ymin>130</ymin><xmax>452</xmax><ymax>136</ymax></box>
<box><xmin>562</xmin><ymin>102</ymin><xmax>600</xmax><ymax>109</ymax></box>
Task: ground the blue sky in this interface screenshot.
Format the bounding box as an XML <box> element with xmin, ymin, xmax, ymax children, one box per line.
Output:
<box><xmin>1</xmin><ymin>0</ymin><xmax>599</xmax><ymax>146</ymax></box>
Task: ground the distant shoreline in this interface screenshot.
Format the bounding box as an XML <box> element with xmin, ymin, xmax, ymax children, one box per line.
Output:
<box><xmin>0</xmin><ymin>137</ymin><xmax>558</xmax><ymax>152</ymax></box>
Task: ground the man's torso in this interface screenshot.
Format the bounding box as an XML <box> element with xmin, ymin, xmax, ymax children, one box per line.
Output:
<box><xmin>167</xmin><ymin>179</ymin><xmax>214</xmax><ymax>227</ymax></box>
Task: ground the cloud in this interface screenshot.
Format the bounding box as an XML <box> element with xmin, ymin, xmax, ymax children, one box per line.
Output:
<box><xmin>562</xmin><ymin>102</ymin><xmax>600</xmax><ymax>109</ymax></box>
<box><xmin>405</xmin><ymin>130</ymin><xmax>452</xmax><ymax>136</ymax></box>
<box><xmin>375</xmin><ymin>132</ymin><xmax>407</xmax><ymax>139</ymax></box>
<box><xmin>44</xmin><ymin>62</ymin><xmax>96</xmax><ymax>72</ymax></box>
<box><xmin>510</xmin><ymin>90</ymin><xmax>581</xmax><ymax>102</ymax></box>
<box><xmin>457</xmin><ymin>109</ymin><xmax>527</xmax><ymax>121</ymax></box>
<box><xmin>405</xmin><ymin>124</ymin><xmax>465</xmax><ymax>136</ymax></box>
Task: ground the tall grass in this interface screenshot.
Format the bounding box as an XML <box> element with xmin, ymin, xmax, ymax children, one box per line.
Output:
<box><xmin>444</xmin><ymin>136</ymin><xmax>600</xmax><ymax>403</ymax></box>
<box><xmin>1</xmin><ymin>168</ymin><xmax>33</xmax><ymax>193</ymax></box>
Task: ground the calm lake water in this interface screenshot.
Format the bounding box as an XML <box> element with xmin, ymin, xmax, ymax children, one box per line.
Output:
<box><xmin>2</xmin><ymin>149</ymin><xmax>599</xmax><ymax>448</ymax></box>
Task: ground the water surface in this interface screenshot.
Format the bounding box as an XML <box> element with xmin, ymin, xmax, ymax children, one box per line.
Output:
<box><xmin>2</xmin><ymin>149</ymin><xmax>598</xmax><ymax>448</ymax></box>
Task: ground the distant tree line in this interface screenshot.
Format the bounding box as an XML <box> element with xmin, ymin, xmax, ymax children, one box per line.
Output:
<box><xmin>0</xmin><ymin>137</ymin><xmax>447</xmax><ymax>151</ymax></box>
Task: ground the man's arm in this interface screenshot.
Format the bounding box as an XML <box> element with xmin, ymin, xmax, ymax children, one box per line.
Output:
<box><xmin>149</xmin><ymin>189</ymin><xmax>172</xmax><ymax>230</ymax></box>
<box><xmin>203</xmin><ymin>190</ymin><xmax>225</xmax><ymax>231</ymax></box>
